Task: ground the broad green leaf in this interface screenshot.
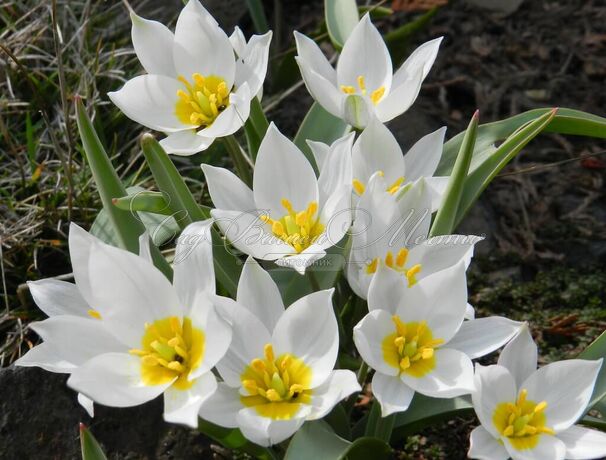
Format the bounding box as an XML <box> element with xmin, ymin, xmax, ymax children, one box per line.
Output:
<box><xmin>364</xmin><ymin>401</ymin><xmax>395</xmax><ymax>442</ymax></box>
<box><xmin>294</xmin><ymin>103</ymin><xmax>350</xmax><ymax>173</ymax></box>
<box><xmin>113</xmin><ymin>190</ymin><xmax>172</xmax><ymax>215</ymax></box>
<box><xmin>392</xmin><ymin>394</ymin><xmax>473</xmax><ymax>440</ymax></box>
<box><xmin>246</xmin><ymin>97</ymin><xmax>270</xmax><ymax>160</ymax></box>
<box><xmin>430</xmin><ymin>111</ymin><xmax>478</xmax><ymax>237</ymax></box>
<box><xmin>79</xmin><ymin>424</ymin><xmax>107</xmax><ymax>460</ymax></box>
<box><xmin>324</xmin><ymin>403</ymin><xmax>352</xmax><ymax>440</ymax></box>
<box><xmin>198</xmin><ymin>419</ymin><xmax>276</xmax><ymax>460</ymax></box>
<box><xmin>246</xmin><ymin>0</ymin><xmax>269</xmax><ymax>34</ymax></box>
<box><xmin>581</xmin><ymin>415</ymin><xmax>606</xmax><ymax>432</ymax></box>
<box><xmin>325</xmin><ymin>0</ymin><xmax>358</xmax><ymax>50</ymax></box>
<box><xmin>579</xmin><ymin>329</ymin><xmax>606</xmax><ymax>409</ymax></box>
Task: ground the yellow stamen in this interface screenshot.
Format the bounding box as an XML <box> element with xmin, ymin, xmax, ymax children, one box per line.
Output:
<box><xmin>87</xmin><ymin>309</ymin><xmax>102</xmax><ymax>320</ymax></box>
<box><xmin>387</xmin><ymin>177</ymin><xmax>405</xmax><ymax>195</ymax></box>
<box><xmin>175</xmin><ymin>73</ymin><xmax>230</xmax><ymax>129</ymax></box>
<box><xmin>265</xmin><ymin>199</ymin><xmax>324</xmax><ymax>253</ymax></box>
<box><xmin>370</xmin><ymin>86</ymin><xmax>385</xmax><ymax>105</ymax></box>
<box><xmin>352</xmin><ymin>179</ymin><xmax>366</xmax><ymax>195</ymax></box>
<box><xmin>396</xmin><ymin>248</ymin><xmax>409</xmax><ymax>267</ymax></box>
<box><xmin>357</xmin><ymin>75</ymin><xmax>366</xmax><ymax>94</ymax></box>
<box><xmin>340</xmin><ymin>85</ymin><xmax>356</xmax><ymax>94</ymax></box>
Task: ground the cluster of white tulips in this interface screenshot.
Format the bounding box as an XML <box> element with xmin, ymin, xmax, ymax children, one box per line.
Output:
<box><xmin>17</xmin><ymin>1</ymin><xmax>606</xmax><ymax>459</ymax></box>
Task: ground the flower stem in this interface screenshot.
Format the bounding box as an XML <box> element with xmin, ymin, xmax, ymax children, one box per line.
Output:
<box><xmin>223</xmin><ymin>135</ymin><xmax>253</xmax><ymax>187</ymax></box>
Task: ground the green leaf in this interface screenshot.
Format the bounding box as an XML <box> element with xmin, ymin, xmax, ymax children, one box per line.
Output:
<box><xmin>430</xmin><ymin>111</ymin><xmax>478</xmax><ymax>237</ymax></box>
<box><xmin>285</xmin><ymin>421</ymin><xmax>391</xmax><ymax>460</ymax></box>
<box><xmin>246</xmin><ymin>97</ymin><xmax>270</xmax><ymax>161</ymax></box>
<box><xmin>392</xmin><ymin>394</ymin><xmax>473</xmax><ymax>440</ymax></box>
<box><xmin>79</xmin><ymin>424</ymin><xmax>108</xmax><ymax>460</ymax></box>
<box><xmin>246</xmin><ymin>0</ymin><xmax>269</xmax><ymax>34</ymax></box>
<box><xmin>580</xmin><ymin>415</ymin><xmax>606</xmax><ymax>432</ymax></box>
<box><xmin>294</xmin><ymin>103</ymin><xmax>350</xmax><ymax>173</ymax></box>
<box><xmin>113</xmin><ymin>190</ymin><xmax>173</xmax><ymax>215</ymax></box>
<box><xmin>325</xmin><ymin>0</ymin><xmax>359</xmax><ymax>50</ymax></box>
<box><xmin>364</xmin><ymin>401</ymin><xmax>395</xmax><ymax>442</ymax></box>
<box><xmin>579</xmin><ymin>329</ymin><xmax>606</xmax><ymax>409</ymax></box>
<box><xmin>198</xmin><ymin>418</ymin><xmax>276</xmax><ymax>460</ymax></box>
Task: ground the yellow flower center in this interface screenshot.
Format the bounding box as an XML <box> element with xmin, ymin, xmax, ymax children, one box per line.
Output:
<box><xmin>352</xmin><ymin>171</ymin><xmax>406</xmax><ymax>196</ymax></box>
<box><xmin>366</xmin><ymin>248</ymin><xmax>422</xmax><ymax>286</ymax></box>
<box><xmin>382</xmin><ymin>316</ymin><xmax>443</xmax><ymax>378</ymax></box>
<box><xmin>175</xmin><ymin>73</ymin><xmax>230</xmax><ymax>128</ymax></box>
<box><xmin>493</xmin><ymin>389</ymin><xmax>555</xmax><ymax>450</ymax></box>
<box><xmin>240</xmin><ymin>344</ymin><xmax>313</xmax><ymax>420</ymax></box>
<box><xmin>260</xmin><ymin>199</ymin><xmax>325</xmax><ymax>253</ymax></box>
<box><xmin>340</xmin><ymin>75</ymin><xmax>386</xmax><ymax>105</ymax></box>
<box><xmin>130</xmin><ymin>316</ymin><xmax>204</xmax><ymax>390</ymax></box>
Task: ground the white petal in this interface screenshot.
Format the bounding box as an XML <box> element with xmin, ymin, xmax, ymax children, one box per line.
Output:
<box><xmin>160</xmin><ymin>130</ymin><xmax>215</xmax><ymax>155</ymax></box>
<box><xmin>391</xmin><ymin>176</ymin><xmax>433</xmax><ymax>250</ymax></box>
<box><xmin>211</xmin><ymin>208</ymin><xmax>295</xmax><ymax>261</ymax></box>
<box><xmin>163</xmin><ymin>372</ymin><xmax>217</xmax><ymax>427</ymax></box>
<box><xmin>229</xmin><ymin>26</ymin><xmax>247</xmax><ymax>57</ymax></box>
<box><xmin>471</xmin><ymin>364</ymin><xmax>517</xmax><ymax>439</ymax></box>
<box><xmin>392</xmin><ymin>37</ymin><xmax>442</xmax><ymax>88</ymax></box>
<box><xmin>173</xmin><ymin>8</ymin><xmax>235</xmax><ymax>87</ymax></box>
<box><xmin>274</xmin><ymin>245</ymin><xmax>327</xmax><ymax>275</ymax></box>
<box><xmin>296</xmin><ymin>58</ymin><xmax>345</xmax><ymax>118</ymax></box>
<box><xmin>337</xmin><ymin>14</ymin><xmax>392</xmax><ymax>97</ymax></box>
<box><xmin>522</xmin><ymin>359</ymin><xmax>603</xmax><ymax>432</ymax></box>
<box><xmin>138</xmin><ymin>232</ymin><xmax>153</xmax><ymax>263</ymax></box>
<box><xmin>68</xmin><ymin>352</ymin><xmax>173</xmax><ymax>407</ymax></box>
<box><xmin>308</xmin><ymin>370</ymin><xmax>360</xmax><ymax>420</ymax></box>
<box><xmin>237</xmin><ymin>256</ymin><xmax>284</xmax><ymax>333</ymax></box>
<box><xmin>27</xmin><ymin>279</ymin><xmax>88</xmax><ymax>318</ymax></box>
<box><xmin>78</xmin><ymin>393</ymin><xmax>95</xmax><ymax>417</ymax></box>
<box><xmin>375</xmin><ymin>71</ymin><xmax>423</xmax><ymax>123</ymax></box>
<box><xmin>317</xmin><ymin>133</ymin><xmax>354</xmax><ymax>204</ymax></box>
<box><xmin>446</xmin><ymin>316</ymin><xmax>523</xmax><ymax>359</ymax></box>
<box><xmin>201</xmin><ymin>164</ymin><xmax>255</xmax><ymax>211</ymax></box>
<box><xmin>15</xmin><ymin>342</ymin><xmax>75</xmax><ymax>373</ymax></box>
<box><xmin>234</xmin><ymin>31</ymin><xmax>272</xmax><ymax>97</ymax></box>
<box><xmin>29</xmin><ymin>316</ymin><xmax>124</xmax><ymax>366</ymax></box>
<box><xmin>272</xmin><ymin>289</ymin><xmax>338</xmax><ymax>388</ymax></box>
<box><xmin>199</xmin><ymin>382</ymin><xmax>242</xmax><ymax>428</ymax></box>
<box><xmin>468</xmin><ymin>425</ymin><xmax>509</xmax><ymax>460</ymax></box>
<box><xmin>558</xmin><ymin>425</ymin><xmax>606</xmax><ymax>460</ymax></box>
<box><xmin>367</xmin><ymin>263</ymin><xmax>406</xmax><ymax>315</ymax></box>
<box><xmin>425</xmin><ymin>176</ymin><xmax>450</xmax><ymax>212</ymax></box>
<box><xmin>353</xmin><ymin>309</ymin><xmax>399</xmax><ymax>376</ymax></box>
<box><xmin>352</xmin><ymin>117</ymin><xmax>404</xmax><ymax>188</ymax></box>
<box><xmin>130</xmin><ymin>12</ymin><xmax>176</xmax><ymax>77</ymax></box>
<box><xmin>497</xmin><ymin>324</ymin><xmax>537</xmax><ymax>388</ymax></box>
<box><xmin>174</xmin><ymin>220</ymin><xmax>215</xmax><ymax>308</ymax></box>
<box><xmin>294</xmin><ymin>31</ymin><xmax>336</xmax><ymax>84</ymax></box>
<box><xmin>465</xmin><ymin>302</ymin><xmax>476</xmax><ymax>320</ymax></box>
<box><xmin>237</xmin><ymin>407</ymin><xmax>307</xmax><ymax>446</ymax></box>
<box><xmin>503</xmin><ymin>434</ymin><xmax>566</xmax><ymax>460</ymax></box>
<box><xmin>215</xmin><ymin>298</ymin><xmax>272</xmax><ymax>387</ymax></box>
<box><xmin>253</xmin><ymin>123</ymin><xmax>319</xmax><ymax>218</ymax></box>
<box><xmin>307</xmin><ymin>140</ymin><xmax>330</xmax><ymax>172</ymax></box>
<box><xmin>402</xmin><ymin>126</ymin><xmax>447</xmax><ymax>181</ymax></box>
<box><xmin>401</xmin><ymin>348</ymin><xmax>474</xmax><ymax>398</ymax></box>
<box><xmin>182</xmin><ymin>0</ymin><xmax>219</xmax><ymax>25</ymax></box>
<box><xmin>317</xmin><ymin>185</ymin><xmax>352</xmax><ymax>250</ymax></box>
<box><xmin>108</xmin><ymin>75</ymin><xmax>192</xmax><ymax>132</ymax></box>
<box><xmin>372</xmin><ymin>372</ymin><xmax>415</xmax><ymax>416</ymax></box>
<box><xmin>196</xmin><ymin>83</ymin><xmax>251</xmax><ymax>139</ymax></box>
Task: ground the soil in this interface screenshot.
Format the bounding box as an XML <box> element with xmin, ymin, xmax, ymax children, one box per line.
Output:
<box><xmin>1</xmin><ymin>0</ymin><xmax>605</xmax><ymax>459</ymax></box>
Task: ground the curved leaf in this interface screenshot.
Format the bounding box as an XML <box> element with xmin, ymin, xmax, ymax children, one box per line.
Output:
<box><xmin>325</xmin><ymin>0</ymin><xmax>359</xmax><ymax>50</ymax></box>
<box><xmin>579</xmin><ymin>329</ymin><xmax>606</xmax><ymax>409</ymax></box>
<box><xmin>79</xmin><ymin>424</ymin><xmax>107</xmax><ymax>460</ymax></box>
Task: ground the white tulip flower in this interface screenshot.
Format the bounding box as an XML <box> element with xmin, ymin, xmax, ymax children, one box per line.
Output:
<box><xmin>470</xmin><ymin>325</ymin><xmax>606</xmax><ymax>460</ymax></box>
<box><xmin>353</xmin><ymin>262</ymin><xmax>522</xmax><ymax>417</ymax></box>
<box><xmin>109</xmin><ymin>0</ymin><xmax>271</xmax><ymax>155</ymax></box>
<box><xmin>200</xmin><ymin>257</ymin><xmax>360</xmax><ymax>446</ymax></box>
<box><xmin>346</xmin><ymin>175</ymin><xmax>482</xmax><ymax>301</ymax></box>
<box><xmin>18</xmin><ymin>221</ymin><xmax>232</xmax><ymax>428</ymax></box>
<box><xmin>295</xmin><ymin>14</ymin><xmax>442</xmax><ymax>128</ymax></box>
<box><xmin>203</xmin><ymin>124</ymin><xmax>353</xmax><ymax>274</ymax></box>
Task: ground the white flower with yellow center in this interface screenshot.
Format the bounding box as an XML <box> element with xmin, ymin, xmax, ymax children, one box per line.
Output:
<box><xmin>18</xmin><ymin>221</ymin><xmax>232</xmax><ymax>428</ymax></box>
<box><xmin>353</xmin><ymin>262</ymin><xmax>523</xmax><ymax>416</ymax></box>
<box><xmin>108</xmin><ymin>0</ymin><xmax>271</xmax><ymax>155</ymax></box>
<box><xmin>203</xmin><ymin>124</ymin><xmax>353</xmax><ymax>274</ymax></box>
<box><xmin>295</xmin><ymin>14</ymin><xmax>442</xmax><ymax>128</ymax></box>
<box><xmin>346</xmin><ymin>175</ymin><xmax>482</xmax><ymax>302</ymax></box>
<box><xmin>200</xmin><ymin>257</ymin><xmax>360</xmax><ymax>446</ymax></box>
<box><xmin>470</xmin><ymin>326</ymin><xmax>606</xmax><ymax>460</ymax></box>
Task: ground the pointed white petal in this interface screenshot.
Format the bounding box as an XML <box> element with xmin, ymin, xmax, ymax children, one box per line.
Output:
<box><xmin>130</xmin><ymin>12</ymin><xmax>176</xmax><ymax>77</ymax></box>
<box><xmin>78</xmin><ymin>393</ymin><xmax>95</xmax><ymax>417</ymax></box>
<box><xmin>465</xmin><ymin>302</ymin><xmax>476</xmax><ymax>320</ymax></box>
<box><xmin>367</xmin><ymin>263</ymin><xmax>406</xmax><ymax>315</ymax></box>
<box><xmin>372</xmin><ymin>372</ymin><xmax>415</xmax><ymax>416</ymax></box>
<box><xmin>497</xmin><ymin>324</ymin><xmax>537</xmax><ymax>388</ymax></box>
<box><xmin>108</xmin><ymin>75</ymin><xmax>192</xmax><ymax>132</ymax></box>
<box><xmin>202</xmin><ymin>164</ymin><xmax>255</xmax><ymax>211</ymax></box>
<box><xmin>558</xmin><ymin>425</ymin><xmax>606</xmax><ymax>460</ymax></box>
<box><xmin>317</xmin><ymin>133</ymin><xmax>354</xmax><ymax>204</ymax></box>
<box><xmin>163</xmin><ymin>372</ymin><xmax>217</xmax><ymax>427</ymax></box>
<box><xmin>353</xmin><ymin>309</ymin><xmax>400</xmax><ymax>376</ymax></box>
<box><xmin>275</xmin><ymin>245</ymin><xmax>327</xmax><ymax>275</ymax></box>
<box><xmin>392</xmin><ymin>176</ymin><xmax>433</xmax><ymax>249</ymax></box>
<box><xmin>138</xmin><ymin>232</ymin><xmax>153</xmax><ymax>263</ymax></box>
<box><xmin>375</xmin><ymin>70</ymin><xmax>423</xmax><ymax>123</ymax></box>
<box><xmin>15</xmin><ymin>342</ymin><xmax>75</xmax><ymax>373</ymax></box>
<box><xmin>425</xmin><ymin>176</ymin><xmax>449</xmax><ymax>212</ymax></box>
<box><xmin>272</xmin><ymin>289</ymin><xmax>337</xmax><ymax>388</ymax></box>
<box><xmin>337</xmin><ymin>14</ymin><xmax>392</xmax><ymax>96</ymax></box>
<box><xmin>237</xmin><ymin>407</ymin><xmax>307</xmax><ymax>446</ymax></box>
<box><xmin>234</xmin><ymin>31</ymin><xmax>272</xmax><ymax>97</ymax></box>
<box><xmin>160</xmin><ymin>130</ymin><xmax>214</xmax><ymax>155</ymax></box>
<box><xmin>471</xmin><ymin>364</ymin><xmax>517</xmax><ymax>439</ymax></box>
<box><xmin>196</xmin><ymin>83</ymin><xmax>251</xmax><ymax>139</ymax></box>
<box><xmin>503</xmin><ymin>434</ymin><xmax>566</xmax><ymax>460</ymax></box>
<box><xmin>173</xmin><ymin>8</ymin><xmax>235</xmax><ymax>87</ymax></box>
<box><xmin>237</xmin><ymin>257</ymin><xmax>284</xmax><ymax>333</ymax></box>
<box><xmin>294</xmin><ymin>31</ymin><xmax>336</xmax><ymax>84</ymax></box>
<box><xmin>253</xmin><ymin>124</ymin><xmax>319</xmax><ymax>217</ymax></box>
<box><xmin>174</xmin><ymin>220</ymin><xmax>215</xmax><ymax>308</ymax></box>
<box><xmin>68</xmin><ymin>352</ymin><xmax>173</xmax><ymax>407</ymax></box>
<box><xmin>27</xmin><ymin>279</ymin><xmax>88</xmax><ymax>318</ymax></box>
<box><xmin>229</xmin><ymin>26</ymin><xmax>247</xmax><ymax>57</ymax></box>
<box><xmin>182</xmin><ymin>0</ymin><xmax>219</xmax><ymax>25</ymax></box>
<box><xmin>468</xmin><ymin>425</ymin><xmax>509</xmax><ymax>460</ymax></box>
<box><xmin>522</xmin><ymin>359</ymin><xmax>603</xmax><ymax>432</ymax></box>
<box><xmin>296</xmin><ymin>58</ymin><xmax>345</xmax><ymax>118</ymax></box>
<box><xmin>317</xmin><ymin>185</ymin><xmax>352</xmax><ymax>250</ymax></box>
<box><xmin>402</xmin><ymin>126</ymin><xmax>446</xmax><ymax>181</ymax></box>
<box><xmin>307</xmin><ymin>140</ymin><xmax>330</xmax><ymax>172</ymax></box>
<box><xmin>446</xmin><ymin>316</ymin><xmax>523</xmax><ymax>359</ymax></box>
<box><xmin>308</xmin><ymin>370</ymin><xmax>360</xmax><ymax>420</ymax></box>
<box><xmin>392</xmin><ymin>37</ymin><xmax>442</xmax><ymax>88</ymax></box>
<box><xmin>401</xmin><ymin>348</ymin><xmax>474</xmax><ymax>398</ymax></box>
<box><xmin>199</xmin><ymin>382</ymin><xmax>242</xmax><ymax>428</ymax></box>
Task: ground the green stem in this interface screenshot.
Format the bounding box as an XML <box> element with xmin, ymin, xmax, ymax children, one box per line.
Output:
<box><xmin>223</xmin><ymin>136</ymin><xmax>253</xmax><ymax>187</ymax></box>
<box><xmin>308</xmin><ymin>269</ymin><xmax>321</xmax><ymax>291</ymax></box>
<box><xmin>357</xmin><ymin>361</ymin><xmax>369</xmax><ymax>386</ymax></box>
<box><xmin>365</xmin><ymin>401</ymin><xmax>395</xmax><ymax>442</ymax></box>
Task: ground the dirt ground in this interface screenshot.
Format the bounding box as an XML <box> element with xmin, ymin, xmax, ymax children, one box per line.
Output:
<box><xmin>1</xmin><ymin>0</ymin><xmax>605</xmax><ymax>459</ymax></box>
